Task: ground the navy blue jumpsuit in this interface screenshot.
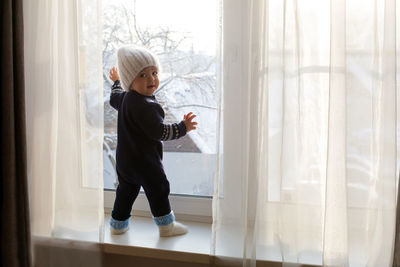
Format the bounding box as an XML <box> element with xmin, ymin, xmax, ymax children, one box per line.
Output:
<box><xmin>109</xmin><ymin>80</ymin><xmax>187</xmax><ymax>220</ymax></box>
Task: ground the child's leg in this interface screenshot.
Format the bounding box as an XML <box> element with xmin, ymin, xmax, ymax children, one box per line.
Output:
<box><xmin>142</xmin><ymin>175</ymin><xmax>188</xmax><ymax>237</ymax></box>
<box><xmin>112</xmin><ymin>176</ymin><xmax>141</xmax><ymax>221</ymax></box>
<box><xmin>141</xmin><ymin>176</ymin><xmax>171</xmax><ymax>217</ymax></box>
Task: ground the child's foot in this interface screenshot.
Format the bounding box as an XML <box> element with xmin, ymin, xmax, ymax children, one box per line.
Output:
<box><xmin>153</xmin><ymin>211</ymin><xmax>188</xmax><ymax>237</ymax></box>
<box><xmin>158</xmin><ymin>221</ymin><xmax>188</xmax><ymax>237</ymax></box>
<box><xmin>110</xmin><ymin>216</ymin><xmax>129</xmax><ymax>235</ymax></box>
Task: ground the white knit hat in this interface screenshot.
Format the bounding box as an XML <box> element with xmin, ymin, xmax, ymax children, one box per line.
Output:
<box><xmin>117</xmin><ymin>46</ymin><xmax>161</xmax><ymax>90</ymax></box>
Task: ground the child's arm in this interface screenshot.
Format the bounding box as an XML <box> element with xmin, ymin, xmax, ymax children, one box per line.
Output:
<box><xmin>134</xmin><ymin>105</ymin><xmax>197</xmax><ymax>141</ymax></box>
<box><xmin>109</xmin><ymin>67</ymin><xmax>126</xmax><ymax>111</ymax></box>
<box><xmin>161</xmin><ymin>112</ymin><xmax>197</xmax><ymax>140</ymax></box>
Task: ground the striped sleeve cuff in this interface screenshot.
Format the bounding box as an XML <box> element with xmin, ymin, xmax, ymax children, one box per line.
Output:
<box><xmin>160</xmin><ymin>121</ymin><xmax>186</xmax><ymax>141</ymax></box>
<box><xmin>111</xmin><ymin>80</ymin><xmax>124</xmax><ymax>92</ymax></box>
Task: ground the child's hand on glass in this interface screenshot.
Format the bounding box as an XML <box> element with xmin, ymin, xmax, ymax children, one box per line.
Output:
<box><xmin>182</xmin><ymin>112</ymin><xmax>198</xmax><ymax>132</ymax></box>
<box><xmin>109</xmin><ymin>67</ymin><xmax>120</xmax><ymax>82</ymax></box>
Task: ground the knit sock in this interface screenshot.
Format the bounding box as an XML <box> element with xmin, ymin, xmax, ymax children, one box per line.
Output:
<box><xmin>153</xmin><ymin>211</ymin><xmax>188</xmax><ymax>237</ymax></box>
<box><xmin>110</xmin><ymin>216</ymin><xmax>129</xmax><ymax>235</ymax></box>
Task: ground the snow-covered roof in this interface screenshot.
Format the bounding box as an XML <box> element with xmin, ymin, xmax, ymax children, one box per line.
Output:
<box><xmin>156</xmin><ymin>72</ymin><xmax>217</xmax><ymax>154</ymax></box>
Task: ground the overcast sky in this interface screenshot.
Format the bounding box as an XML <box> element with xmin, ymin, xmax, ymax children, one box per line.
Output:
<box><xmin>103</xmin><ymin>0</ymin><xmax>218</xmax><ymax>56</ymax></box>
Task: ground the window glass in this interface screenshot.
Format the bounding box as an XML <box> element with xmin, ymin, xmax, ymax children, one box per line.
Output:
<box><xmin>103</xmin><ymin>0</ymin><xmax>218</xmax><ymax>196</ymax></box>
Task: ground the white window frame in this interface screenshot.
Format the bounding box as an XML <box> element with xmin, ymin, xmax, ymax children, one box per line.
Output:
<box><xmin>102</xmin><ymin>0</ymin><xmax>222</xmax><ymax>223</ymax></box>
<box><xmin>104</xmin><ymin>190</ymin><xmax>212</xmax><ymax>223</ymax></box>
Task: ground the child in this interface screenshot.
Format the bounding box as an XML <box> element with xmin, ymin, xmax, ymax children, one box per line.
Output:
<box><xmin>108</xmin><ymin>46</ymin><xmax>197</xmax><ymax>237</ymax></box>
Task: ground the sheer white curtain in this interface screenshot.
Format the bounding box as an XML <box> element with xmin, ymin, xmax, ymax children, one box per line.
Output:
<box><xmin>212</xmin><ymin>0</ymin><xmax>397</xmax><ymax>266</ymax></box>
<box><xmin>24</xmin><ymin>0</ymin><xmax>103</xmax><ymax>247</ymax></box>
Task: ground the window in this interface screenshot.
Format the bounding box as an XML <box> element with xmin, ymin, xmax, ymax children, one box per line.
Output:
<box><xmin>102</xmin><ymin>0</ymin><xmax>219</xmax><ymax>210</ymax></box>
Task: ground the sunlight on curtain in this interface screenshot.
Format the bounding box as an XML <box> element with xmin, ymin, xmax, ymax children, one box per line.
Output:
<box><xmin>212</xmin><ymin>0</ymin><xmax>397</xmax><ymax>266</ymax></box>
<box><xmin>24</xmin><ymin>0</ymin><xmax>103</xmax><ymax>252</ymax></box>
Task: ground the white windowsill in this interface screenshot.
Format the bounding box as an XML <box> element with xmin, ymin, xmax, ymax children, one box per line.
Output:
<box><xmin>33</xmin><ymin>213</ymin><xmax>322</xmax><ymax>267</ymax></box>
<box><xmin>33</xmin><ymin>213</ymin><xmax>213</xmax><ymax>265</ymax></box>
<box><xmin>103</xmin><ymin>213</ymin><xmax>212</xmax><ymax>264</ymax></box>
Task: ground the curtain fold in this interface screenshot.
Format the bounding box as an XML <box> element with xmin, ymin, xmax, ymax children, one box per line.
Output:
<box><xmin>1</xmin><ymin>0</ymin><xmax>32</xmax><ymax>266</ymax></box>
<box><xmin>23</xmin><ymin>0</ymin><xmax>104</xmax><ymax>264</ymax></box>
<box><xmin>212</xmin><ymin>0</ymin><xmax>398</xmax><ymax>266</ymax></box>
<box><xmin>394</xmin><ymin>184</ymin><xmax>400</xmax><ymax>266</ymax></box>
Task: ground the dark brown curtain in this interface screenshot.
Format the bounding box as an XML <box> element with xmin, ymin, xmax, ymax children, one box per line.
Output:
<box><xmin>0</xmin><ymin>0</ymin><xmax>32</xmax><ymax>266</ymax></box>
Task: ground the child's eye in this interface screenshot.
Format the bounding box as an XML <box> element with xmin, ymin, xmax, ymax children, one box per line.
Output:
<box><xmin>140</xmin><ymin>73</ymin><xmax>146</xmax><ymax>78</ymax></box>
<box><xmin>152</xmin><ymin>71</ymin><xmax>158</xmax><ymax>76</ymax></box>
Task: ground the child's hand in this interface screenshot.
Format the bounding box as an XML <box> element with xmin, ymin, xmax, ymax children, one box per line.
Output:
<box><xmin>182</xmin><ymin>112</ymin><xmax>197</xmax><ymax>133</ymax></box>
<box><xmin>109</xmin><ymin>67</ymin><xmax>120</xmax><ymax>82</ymax></box>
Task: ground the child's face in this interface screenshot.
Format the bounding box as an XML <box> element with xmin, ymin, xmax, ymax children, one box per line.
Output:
<box><xmin>130</xmin><ymin>66</ymin><xmax>159</xmax><ymax>96</ymax></box>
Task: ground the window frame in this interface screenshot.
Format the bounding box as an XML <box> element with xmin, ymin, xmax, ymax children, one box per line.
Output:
<box><xmin>104</xmin><ymin>190</ymin><xmax>212</xmax><ymax>222</ymax></box>
<box><xmin>101</xmin><ymin>0</ymin><xmax>222</xmax><ymax>222</ymax></box>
